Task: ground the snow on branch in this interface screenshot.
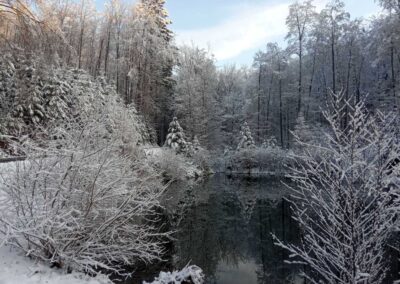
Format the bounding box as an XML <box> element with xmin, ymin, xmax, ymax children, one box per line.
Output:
<box><xmin>274</xmin><ymin>91</ymin><xmax>400</xmax><ymax>283</ymax></box>
<box><xmin>0</xmin><ymin>119</ymin><xmax>169</xmax><ymax>277</ymax></box>
<box><xmin>143</xmin><ymin>265</ymin><xmax>205</xmax><ymax>284</ymax></box>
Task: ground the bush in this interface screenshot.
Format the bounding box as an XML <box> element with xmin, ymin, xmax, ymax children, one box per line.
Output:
<box><xmin>0</xmin><ymin>91</ymin><xmax>166</xmax><ymax>278</ymax></box>
<box><xmin>147</xmin><ymin>148</ymin><xmax>190</xmax><ymax>181</ymax></box>
<box><xmin>191</xmin><ymin>148</ymin><xmax>212</xmax><ymax>174</ymax></box>
<box><xmin>225</xmin><ymin>146</ymin><xmax>292</xmax><ymax>175</ymax></box>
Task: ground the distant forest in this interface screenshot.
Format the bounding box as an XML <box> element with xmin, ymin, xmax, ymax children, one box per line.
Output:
<box><xmin>0</xmin><ymin>0</ymin><xmax>399</xmax><ymax>149</ymax></box>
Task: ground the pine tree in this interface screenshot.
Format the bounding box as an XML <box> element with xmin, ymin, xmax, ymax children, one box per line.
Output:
<box><xmin>164</xmin><ymin>117</ymin><xmax>187</xmax><ymax>154</ymax></box>
<box><xmin>140</xmin><ymin>0</ymin><xmax>173</xmax><ymax>42</ymax></box>
<box><xmin>237</xmin><ymin>122</ymin><xmax>255</xmax><ymax>150</ymax></box>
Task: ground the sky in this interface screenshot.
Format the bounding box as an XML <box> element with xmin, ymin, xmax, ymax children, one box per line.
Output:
<box><xmin>96</xmin><ymin>0</ymin><xmax>383</xmax><ymax>66</ymax></box>
<box><xmin>164</xmin><ymin>0</ymin><xmax>382</xmax><ymax>67</ymax></box>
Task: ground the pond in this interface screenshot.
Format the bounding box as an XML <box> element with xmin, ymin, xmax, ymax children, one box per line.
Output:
<box><xmin>124</xmin><ymin>174</ymin><xmax>400</xmax><ymax>284</ymax></box>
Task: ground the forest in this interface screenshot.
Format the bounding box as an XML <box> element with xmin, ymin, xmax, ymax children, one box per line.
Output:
<box><xmin>0</xmin><ymin>0</ymin><xmax>399</xmax><ymax>283</ymax></box>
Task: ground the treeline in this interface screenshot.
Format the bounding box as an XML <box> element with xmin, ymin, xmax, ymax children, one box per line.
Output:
<box><xmin>1</xmin><ymin>0</ymin><xmax>399</xmax><ymax>150</ymax></box>
<box><xmin>0</xmin><ymin>0</ymin><xmax>175</xmax><ymax>143</ymax></box>
<box><xmin>173</xmin><ymin>0</ymin><xmax>400</xmax><ymax>149</ymax></box>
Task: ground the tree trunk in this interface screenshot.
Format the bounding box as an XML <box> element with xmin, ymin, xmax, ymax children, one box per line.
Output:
<box><xmin>266</xmin><ymin>74</ymin><xmax>274</xmax><ymax>136</ymax></box>
<box><xmin>331</xmin><ymin>26</ymin><xmax>336</xmax><ymax>94</ymax></box>
<box><xmin>390</xmin><ymin>39</ymin><xmax>397</xmax><ymax>109</ymax></box>
<box><xmin>306</xmin><ymin>50</ymin><xmax>316</xmax><ymax>121</ymax></box>
<box><xmin>104</xmin><ymin>21</ymin><xmax>112</xmax><ymax>75</ymax></box>
<box><xmin>279</xmin><ymin>63</ymin><xmax>284</xmax><ymax>148</ymax></box>
<box><xmin>344</xmin><ymin>43</ymin><xmax>353</xmax><ymax>130</ymax></box>
<box><xmin>298</xmin><ymin>38</ymin><xmax>303</xmax><ymax>114</ymax></box>
<box><xmin>257</xmin><ymin>64</ymin><xmax>262</xmax><ymax>142</ymax></box>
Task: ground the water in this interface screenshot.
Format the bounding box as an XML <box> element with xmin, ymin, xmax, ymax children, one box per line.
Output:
<box><xmin>126</xmin><ymin>174</ymin><xmax>302</xmax><ymax>284</ymax></box>
<box><xmin>126</xmin><ymin>174</ymin><xmax>400</xmax><ymax>284</ymax></box>
<box><xmin>171</xmin><ymin>175</ymin><xmax>302</xmax><ymax>284</ymax></box>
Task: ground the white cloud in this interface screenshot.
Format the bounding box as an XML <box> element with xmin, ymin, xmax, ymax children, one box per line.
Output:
<box><xmin>175</xmin><ymin>2</ymin><xmax>290</xmax><ymax>61</ymax></box>
<box><xmin>174</xmin><ymin>0</ymin><xmax>329</xmax><ymax>62</ymax></box>
<box><xmin>173</xmin><ymin>0</ymin><xmax>381</xmax><ymax>63</ymax></box>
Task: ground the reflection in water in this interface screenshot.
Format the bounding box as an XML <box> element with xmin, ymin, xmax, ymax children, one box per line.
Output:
<box><xmin>125</xmin><ymin>174</ymin><xmax>399</xmax><ymax>284</ymax></box>
<box><xmin>170</xmin><ymin>175</ymin><xmax>302</xmax><ymax>284</ymax></box>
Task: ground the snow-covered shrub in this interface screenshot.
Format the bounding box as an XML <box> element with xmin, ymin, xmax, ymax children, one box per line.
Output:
<box><xmin>143</xmin><ymin>265</ymin><xmax>204</xmax><ymax>284</ymax></box>
<box><xmin>226</xmin><ymin>146</ymin><xmax>292</xmax><ymax>175</ymax></box>
<box><xmin>191</xmin><ymin>148</ymin><xmax>212</xmax><ymax>174</ymax></box>
<box><xmin>148</xmin><ymin>148</ymin><xmax>190</xmax><ymax>181</ymax></box>
<box><xmin>0</xmin><ymin>121</ymin><xmax>166</xmax><ymax>277</ymax></box>
<box><xmin>274</xmin><ymin>93</ymin><xmax>400</xmax><ymax>283</ymax></box>
<box><xmin>261</xmin><ymin>137</ymin><xmax>278</xmax><ymax>149</ymax></box>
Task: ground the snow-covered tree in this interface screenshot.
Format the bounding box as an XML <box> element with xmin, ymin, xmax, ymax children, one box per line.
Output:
<box><xmin>164</xmin><ymin>117</ymin><xmax>187</xmax><ymax>154</ymax></box>
<box><xmin>237</xmin><ymin>122</ymin><xmax>255</xmax><ymax>150</ymax></box>
<box><xmin>274</xmin><ymin>93</ymin><xmax>400</xmax><ymax>283</ymax></box>
<box><xmin>173</xmin><ymin>45</ymin><xmax>219</xmax><ymax>147</ymax></box>
<box><xmin>286</xmin><ymin>0</ymin><xmax>316</xmax><ymax>112</ymax></box>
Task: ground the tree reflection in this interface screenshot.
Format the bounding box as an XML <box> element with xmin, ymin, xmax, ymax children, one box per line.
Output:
<box><xmin>171</xmin><ymin>175</ymin><xmax>301</xmax><ymax>284</ymax></box>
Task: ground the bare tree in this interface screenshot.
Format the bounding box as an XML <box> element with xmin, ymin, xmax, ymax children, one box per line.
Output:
<box><xmin>274</xmin><ymin>92</ymin><xmax>400</xmax><ymax>283</ymax></box>
<box><xmin>286</xmin><ymin>0</ymin><xmax>315</xmax><ymax>114</ymax></box>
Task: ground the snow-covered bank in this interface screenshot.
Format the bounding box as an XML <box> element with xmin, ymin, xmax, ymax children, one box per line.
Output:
<box><xmin>0</xmin><ymin>246</ymin><xmax>111</xmax><ymax>284</ymax></box>
<box><xmin>144</xmin><ymin>147</ymin><xmax>208</xmax><ymax>180</ymax></box>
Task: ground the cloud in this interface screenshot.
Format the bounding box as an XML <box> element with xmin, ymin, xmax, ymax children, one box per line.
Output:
<box><xmin>174</xmin><ymin>0</ymin><xmax>329</xmax><ymax>62</ymax></box>
<box><xmin>175</xmin><ymin>2</ymin><xmax>289</xmax><ymax>61</ymax></box>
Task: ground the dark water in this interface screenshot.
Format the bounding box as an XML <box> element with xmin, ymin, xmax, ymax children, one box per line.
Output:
<box><xmin>169</xmin><ymin>175</ymin><xmax>302</xmax><ymax>284</ymax></box>
<box><xmin>125</xmin><ymin>174</ymin><xmax>400</xmax><ymax>284</ymax></box>
<box><xmin>124</xmin><ymin>174</ymin><xmax>303</xmax><ymax>284</ymax></box>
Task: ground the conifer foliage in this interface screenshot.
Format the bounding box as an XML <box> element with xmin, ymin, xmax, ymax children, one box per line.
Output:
<box><xmin>164</xmin><ymin>117</ymin><xmax>187</xmax><ymax>154</ymax></box>
<box><xmin>237</xmin><ymin>122</ymin><xmax>256</xmax><ymax>150</ymax></box>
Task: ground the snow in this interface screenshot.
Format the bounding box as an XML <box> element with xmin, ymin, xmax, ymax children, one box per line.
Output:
<box><xmin>143</xmin><ymin>265</ymin><xmax>204</xmax><ymax>284</ymax></box>
<box><xmin>0</xmin><ymin>246</ymin><xmax>112</xmax><ymax>284</ymax></box>
<box><xmin>144</xmin><ymin>147</ymin><xmax>203</xmax><ymax>180</ymax></box>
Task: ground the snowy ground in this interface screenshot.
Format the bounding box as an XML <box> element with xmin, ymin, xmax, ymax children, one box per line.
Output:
<box><xmin>0</xmin><ymin>246</ymin><xmax>111</xmax><ymax>284</ymax></box>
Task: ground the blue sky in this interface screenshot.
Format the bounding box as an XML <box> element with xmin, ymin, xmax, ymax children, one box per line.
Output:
<box><xmin>97</xmin><ymin>0</ymin><xmax>382</xmax><ymax>66</ymax></box>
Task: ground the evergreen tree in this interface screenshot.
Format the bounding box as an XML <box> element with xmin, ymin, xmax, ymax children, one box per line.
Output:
<box><xmin>164</xmin><ymin>117</ymin><xmax>187</xmax><ymax>154</ymax></box>
<box><xmin>237</xmin><ymin>122</ymin><xmax>256</xmax><ymax>150</ymax></box>
<box><xmin>138</xmin><ymin>0</ymin><xmax>175</xmax><ymax>145</ymax></box>
<box><xmin>140</xmin><ymin>0</ymin><xmax>173</xmax><ymax>42</ymax></box>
